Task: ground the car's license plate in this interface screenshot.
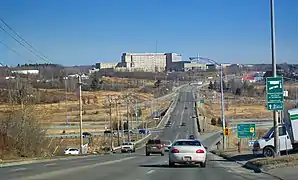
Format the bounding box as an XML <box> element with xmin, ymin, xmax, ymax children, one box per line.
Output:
<box><xmin>152</xmin><ymin>147</ymin><xmax>156</xmax><ymax>149</ymax></box>
<box><xmin>184</xmin><ymin>156</ymin><xmax>191</xmax><ymax>161</ymax></box>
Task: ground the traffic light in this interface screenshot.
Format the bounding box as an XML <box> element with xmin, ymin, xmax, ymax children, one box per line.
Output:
<box><xmin>223</xmin><ymin>128</ymin><xmax>231</xmax><ymax>136</ymax></box>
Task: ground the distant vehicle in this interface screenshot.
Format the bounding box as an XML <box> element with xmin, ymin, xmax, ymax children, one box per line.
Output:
<box><xmin>181</xmin><ymin>122</ymin><xmax>186</xmax><ymax>126</ymax></box>
<box><xmin>168</xmin><ymin>139</ymin><xmax>207</xmax><ymax>167</ymax></box>
<box><xmin>124</xmin><ymin>130</ymin><xmax>134</xmax><ymax>135</ymax></box>
<box><xmin>184</xmin><ymin>107</ymin><xmax>188</xmax><ymax>110</ymax></box>
<box><xmin>82</xmin><ymin>132</ymin><xmax>92</xmax><ymax>138</ymax></box>
<box><xmin>161</xmin><ymin>140</ymin><xmax>172</xmax><ymax>151</ymax></box>
<box><xmin>189</xmin><ymin>135</ymin><xmax>195</xmax><ymax>139</ymax></box>
<box><xmin>165</xmin><ymin>121</ymin><xmax>172</xmax><ymax>127</ymax></box>
<box><xmin>145</xmin><ymin>139</ymin><xmax>165</xmax><ymax>156</ymax></box>
<box><xmin>64</xmin><ymin>148</ymin><xmax>79</xmax><ymax>155</ymax></box>
<box><xmin>104</xmin><ymin>130</ymin><xmax>116</xmax><ymax>136</ymax></box>
<box><xmin>121</xmin><ymin>142</ymin><xmax>136</xmax><ymax>153</ymax></box>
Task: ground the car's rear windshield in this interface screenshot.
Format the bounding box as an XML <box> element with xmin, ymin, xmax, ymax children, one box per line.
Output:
<box><xmin>173</xmin><ymin>140</ymin><xmax>201</xmax><ymax>146</ymax></box>
<box><xmin>147</xmin><ymin>139</ymin><xmax>161</xmax><ymax>144</ymax></box>
<box><xmin>122</xmin><ymin>142</ymin><xmax>132</xmax><ymax>145</ymax></box>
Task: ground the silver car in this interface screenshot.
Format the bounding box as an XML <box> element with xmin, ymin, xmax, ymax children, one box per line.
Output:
<box><xmin>168</xmin><ymin>139</ymin><xmax>207</xmax><ymax>167</ymax></box>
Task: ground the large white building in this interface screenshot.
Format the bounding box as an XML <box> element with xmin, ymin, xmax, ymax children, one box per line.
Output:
<box><xmin>121</xmin><ymin>52</ymin><xmax>182</xmax><ymax>72</ymax></box>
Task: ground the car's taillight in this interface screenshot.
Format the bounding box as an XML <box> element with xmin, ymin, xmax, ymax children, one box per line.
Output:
<box><xmin>171</xmin><ymin>148</ymin><xmax>179</xmax><ymax>153</ymax></box>
<box><xmin>157</xmin><ymin>144</ymin><xmax>162</xmax><ymax>149</ymax></box>
<box><xmin>196</xmin><ymin>149</ymin><xmax>204</xmax><ymax>153</ymax></box>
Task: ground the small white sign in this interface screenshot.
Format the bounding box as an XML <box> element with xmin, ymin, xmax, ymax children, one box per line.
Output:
<box><xmin>283</xmin><ymin>90</ymin><xmax>288</xmax><ymax>97</ymax></box>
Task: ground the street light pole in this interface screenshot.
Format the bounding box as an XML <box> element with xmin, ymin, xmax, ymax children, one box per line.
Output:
<box><xmin>270</xmin><ymin>0</ymin><xmax>280</xmax><ymax>157</ymax></box>
<box><xmin>219</xmin><ymin>64</ymin><xmax>226</xmax><ymax>150</ymax></box>
<box><xmin>193</xmin><ymin>56</ymin><xmax>226</xmax><ymax>150</ymax></box>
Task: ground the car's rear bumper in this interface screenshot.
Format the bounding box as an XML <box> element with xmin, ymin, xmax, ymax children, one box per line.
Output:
<box><xmin>169</xmin><ymin>153</ymin><xmax>206</xmax><ymax>163</ymax></box>
<box><xmin>121</xmin><ymin>148</ymin><xmax>133</xmax><ymax>152</ymax></box>
<box><xmin>164</xmin><ymin>146</ymin><xmax>171</xmax><ymax>151</ymax></box>
<box><xmin>146</xmin><ymin>149</ymin><xmax>164</xmax><ymax>153</ymax></box>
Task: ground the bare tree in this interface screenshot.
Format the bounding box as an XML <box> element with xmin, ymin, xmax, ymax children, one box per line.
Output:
<box><xmin>0</xmin><ymin>78</ymin><xmax>48</xmax><ymax>158</ymax></box>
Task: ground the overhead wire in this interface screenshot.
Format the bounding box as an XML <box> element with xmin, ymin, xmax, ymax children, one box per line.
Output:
<box><xmin>0</xmin><ymin>18</ymin><xmax>49</xmax><ymax>62</ymax></box>
<box><xmin>0</xmin><ymin>39</ymin><xmax>35</xmax><ymax>64</ymax></box>
<box><xmin>0</xmin><ymin>18</ymin><xmax>52</xmax><ymax>64</ymax></box>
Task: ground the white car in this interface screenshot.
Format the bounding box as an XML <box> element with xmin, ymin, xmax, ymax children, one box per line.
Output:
<box><xmin>168</xmin><ymin>139</ymin><xmax>207</xmax><ymax>167</ymax></box>
<box><xmin>121</xmin><ymin>142</ymin><xmax>136</xmax><ymax>153</ymax></box>
<box><xmin>161</xmin><ymin>140</ymin><xmax>172</xmax><ymax>151</ymax></box>
<box><xmin>64</xmin><ymin>148</ymin><xmax>79</xmax><ymax>155</ymax></box>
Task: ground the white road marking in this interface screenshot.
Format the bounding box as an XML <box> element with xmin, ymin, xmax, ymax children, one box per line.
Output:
<box><xmin>179</xmin><ymin>106</ymin><xmax>185</xmax><ymax>128</ymax></box>
<box><xmin>147</xmin><ymin>170</ymin><xmax>155</xmax><ymax>174</ymax></box>
<box><xmin>171</xmin><ymin>121</ymin><xmax>175</xmax><ymax>127</ymax></box>
<box><xmin>9</xmin><ymin>168</ymin><xmax>28</xmax><ymax>172</ymax></box>
<box><xmin>44</xmin><ymin>163</ymin><xmax>57</xmax><ymax>167</ymax></box>
<box><xmin>174</xmin><ymin>133</ymin><xmax>180</xmax><ymax>141</ymax></box>
<box><xmin>13</xmin><ymin>156</ymin><xmax>136</xmax><ymax>180</ymax></box>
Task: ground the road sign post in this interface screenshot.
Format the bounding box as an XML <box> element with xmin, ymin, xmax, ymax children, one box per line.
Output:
<box><xmin>266</xmin><ymin>77</ymin><xmax>284</xmax><ymax>111</ymax></box>
<box><xmin>237</xmin><ymin>124</ymin><xmax>256</xmax><ymax>139</ymax></box>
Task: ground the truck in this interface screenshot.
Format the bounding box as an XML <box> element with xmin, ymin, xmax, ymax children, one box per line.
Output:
<box><xmin>253</xmin><ymin>108</ymin><xmax>298</xmax><ymax>157</ymax></box>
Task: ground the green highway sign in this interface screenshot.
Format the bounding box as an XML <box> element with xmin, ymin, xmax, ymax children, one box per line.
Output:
<box><xmin>266</xmin><ymin>77</ymin><xmax>283</xmax><ymax>93</ymax></box>
<box><xmin>237</xmin><ymin>124</ymin><xmax>256</xmax><ymax>138</ymax></box>
<box><xmin>200</xmin><ymin>99</ymin><xmax>204</xmax><ymax>104</ymax></box>
<box><xmin>266</xmin><ymin>77</ymin><xmax>284</xmax><ymax>111</ymax></box>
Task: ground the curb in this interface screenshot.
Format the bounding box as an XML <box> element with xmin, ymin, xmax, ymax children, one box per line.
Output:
<box><xmin>210</xmin><ymin>150</ymin><xmax>264</xmax><ymax>173</ymax></box>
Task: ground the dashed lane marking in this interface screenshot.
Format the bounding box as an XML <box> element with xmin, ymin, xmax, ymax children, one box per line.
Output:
<box><xmin>147</xmin><ymin>170</ymin><xmax>155</xmax><ymax>174</ymax></box>
<box><xmin>9</xmin><ymin>168</ymin><xmax>28</xmax><ymax>172</ymax></box>
<box><xmin>44</xmin><ymin>163</ymin><xmax>57</xmax><ymax>167</ymax></box>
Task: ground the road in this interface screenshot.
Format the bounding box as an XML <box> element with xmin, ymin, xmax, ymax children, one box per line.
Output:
<box><xmin>0</xmin><ymin>85</ymin><xmax>279</xmax><ymax>180</ymax></box>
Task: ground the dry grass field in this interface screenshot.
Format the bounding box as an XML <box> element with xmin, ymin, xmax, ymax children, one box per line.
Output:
<box><xmin>0</xmin><ymin>77</ymin><xmax>172</xmax><ymax>135</ymax></box>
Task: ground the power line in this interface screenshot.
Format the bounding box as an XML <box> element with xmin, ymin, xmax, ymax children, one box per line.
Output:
<box><xmin>0</xmin><ymin>18</ymin><xmax>49</xmax><ymax>62</ymax></box>
<box><xmin>0</xmin><ymin>19</ymin><xmax>51</xmax><ymax>64</ymax></box>
<box><xmin>0</xmin><ymin>39</ymin><xmax>35</xmax><ymax>64</ymax></box>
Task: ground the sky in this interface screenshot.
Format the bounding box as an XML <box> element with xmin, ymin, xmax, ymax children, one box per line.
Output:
<box><xmin>0</xmin><ymin>0</ymin><xmax>297</xmax><ymax>66</ymax></box>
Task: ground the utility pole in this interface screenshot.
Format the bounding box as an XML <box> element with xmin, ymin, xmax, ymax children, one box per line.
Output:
<box><xmin>78</xmin><ymin>75</ymin><xmax>84</xmax><ymax>155</ymax></box>
<box><xmin>270</xmin><ymin>0</ymin><xmax>279</xmax><ymax>157</ymax></box>
<box><xmin>115</xmin><ymin>96</ymin><xmax>121</xmax><ymax>146</ymax></box>
<box><xmin>130</xmin><ymin>97</ymin><xmax>134</xmax><ymax>134</ymax></box>
<box><xmin>107</xmin><ymin>95</ymin><xmax>114</xmax><ymax>150</ymax></box>
<box><xmin>126</xmin><ymin>93</ymin><xmax>131</xmax><ymax>141</ymax></box>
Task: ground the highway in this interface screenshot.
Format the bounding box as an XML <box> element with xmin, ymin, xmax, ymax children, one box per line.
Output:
<box><xmin>0</xmin><ymin>85</ymin><xmax>277</xmax><ymax>180</ymax></box>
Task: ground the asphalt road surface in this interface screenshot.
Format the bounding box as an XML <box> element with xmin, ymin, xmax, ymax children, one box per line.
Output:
<box><xmin>0</xmin><ymin>86</ymin><xmax>280</xmax><ymax>180</ymax></box>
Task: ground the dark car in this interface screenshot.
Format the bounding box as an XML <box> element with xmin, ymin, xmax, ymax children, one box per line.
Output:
<box><xmin>184</xmin><ymin>107</ymin><xmax>188</xmax><ymax>110</ymax></box>
<box><xmin>181</xmin><ymin>122</ymin><xmax>186</xmax><ymax>126</ymax></box>
<box><xmin>145</xmin><ymin>139</ymin><xmax>165</xmax><ymax>156</ymax></box>
<box><xmin>82</xmin><ymin>132</ymin><xmax>92</xmax><ymax>138</ymax></box>
<box><xmin>189</xmin><ymin>135</ymin><xmax>195</xmax><ymax>139</ymax></box>
<box><xmin>165</xmin><ymin>121</ymin><xmax>172</xmax><ymax>127</ymax></box>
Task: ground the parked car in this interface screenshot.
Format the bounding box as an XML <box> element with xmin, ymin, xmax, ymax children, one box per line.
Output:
<box><xmin>145</xmin><ymin>139</ymin><xmax>165</xmax><ymax>156</ymax></box>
